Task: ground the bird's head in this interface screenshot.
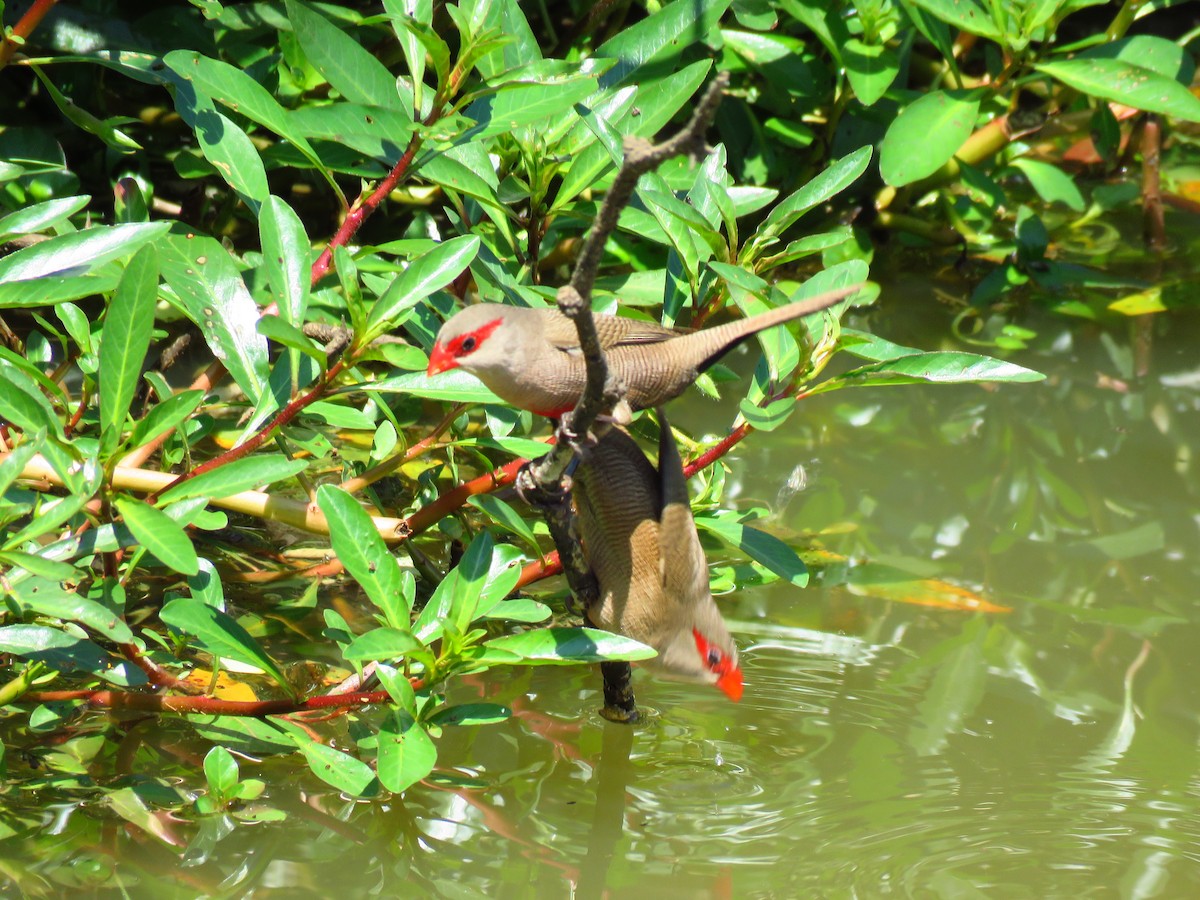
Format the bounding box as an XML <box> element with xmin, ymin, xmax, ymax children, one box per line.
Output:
<box><xmin>692</xmin><ymin>627</ymin><xmax>743</xmax><ymax>701</ymax></box>
<box><xmin>426</xmin><ymin>305</ymin><xmax>517</xmax><ymax>377</ymax></box>
<box><xmin>650</xmin><ymin>622</ymin><xmax>743</xmax><ymax>701</ymax></box>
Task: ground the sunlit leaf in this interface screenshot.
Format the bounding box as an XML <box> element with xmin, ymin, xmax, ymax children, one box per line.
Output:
<box><xmin>316</xmin><ymin>485</ymin><xmax>412</xmax><ymax>626</ymax></box>
<box><xmin>1036</xmin><ymin>57</ymin><xmax>1200</xmax><ymax>122</ymax></box>
<box><xmin>879</xmin><ymin>91</ymin><xmax>980</xmax><ymax>187</ymax></box>
<box><xmin>161</xmin><ymin>597</ymin><xmax>292</xmax><ymax>694</ymax></box>
<box><xmin>13</xmin><ymin>576</ymin><xmax>136</xmax><ymax>643</ymax></box>
<box><xmin>377</xmin><ymin>710</ymin><xmax>437</xmax><ymax>794</ymax></box>
<box><xmin>0</xmin><ymin>222</ymin><xmax>168</xmax><ymax>283</ymax></box>
<box><xmin>293</xmin><ymin>737</ymin><xmax>377</xmax><ymax>796</ymax></box>
<box><xmin>158</xmin><ymin>457</ymin><xmax>309</xmax><ymax>504</ymax></box>
<box><xmin>482</xmin><ymin>627</ymin><xmax>657</xmax><ymax>665</ymax></box>
<box><xmin>286</xmin><ymin>0</ymin><xmax>400</xmax><ymax>109</ymax></box>
<box><xmin>696</xmin><ymin>512</ymin><xmax>808</xmax><ymax>586</ymax></box>
<box><xmin>159</xmin><ymin>234</ymin><xmax>270</xmax><ymax>402</ymax></box>
<box><xmin>342</xmin><ymin>627</ymin><xmax>423</xmax><ymax>662</ymax></box>
<box><xmin>100</xmin><ymin>244</ymin><xmax>158</xmax><ymax>456</ymax></box>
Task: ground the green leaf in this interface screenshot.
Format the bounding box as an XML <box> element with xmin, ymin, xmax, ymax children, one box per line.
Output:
<box><xmin>879</xmin><ymin>91</ymin><xmax>981</xmax><ymax>187</ymax></box>
<box><xmin>0</xmin><ymin>364</ymin><xmax>62</xmax><ymax>438</ymax></box>
<box><xmin>363</xmin><ymin>236</ymin><xmax>481</xmax><ymax>341</ymax></box>
<box><xmin>128</xmin><ymin>389</ymin><xmax>205</xmax><ymax>451</ymax></box>
<box><xmin>843</xmin><ymin>38</ymin><xmax>899</xmax><ymax>107</ymax></box>
<box><xmin>158</xmin><ymin>457</ymin><xmax>309</xmax><ymax>504</ymax></box>
<box><xmin>287</xmin><ymin>103</ymin><xmax>414</xmax><ymax>163</ymax></box>
<box><xmin>905</xmin><ymin>0</ymin><xmax>1000</xmax><ymax>40</ymax></box>
<box><xmin>106</xmin><ymin>787</ymin><xmax>179</xmax><ymax>846</ymax></box>
<box><xmin>1076</xmin><ymin>35</ymin><xmax>1193</xmax><ymax>83</ymax></box>
<box><xmin>1010</xmin><ymin>159</ymin><xmax>1085</xmax><ymax>211</ymax></box>
<box><xmin>293</xmin><ymin>737</ymin><xmax>376</xmax><ymax>796</ymax></box>
<box><xmin>203</xmin><ymin>746</ymin><xmax>239</xmax><ymax>798</ymax></box>
<box><xmin>257</xmin><ymin>315</ymin><xmax>325</xmax><ymax>364</ymax></box>
<box><xmin>193</xmin><ymin>108</ymin><xmax>270</xmax><ymax>210</ymax></box>
<box><xmin>749</xmin><ymin>146</ymin><xmax>872</xmax><ymax>253</ymax></box>
<box><xmin>161</xmin><ymin>597</ymin><xmax>293</xmax><ymax>694</ymax></box>
<box><xmin>0</xmin><ymin>438</ymin><xmax>41</xmax><ymax>499</ymax></box>
<box><xmin>1076</xmin><ymin>522</ymin><xmax>1164</xmax><ymax>561</ymax></box>
<box><xmin>100</xmin><ymin>245</ymin><xmax>159</xmax><ymax>456</ymax></box>
<box><xmin>0</xmin><ymin>272</ymin><xmax>122</xmax><ymax>309</ymax></box>
<box><xmin>0</xmin><ymin>625</ymin><xmax>116</xmax><ymax>676</ymax></box>
<box><xmin>0</xmin><ymin>222</ymin><xmax>169</xmax><ymax>283</ymax></box>
<box><xmin>738</xmin><ymin>395</ymin><xmax>795</xmax><ymax>432</ymax></box>
<box><xmin>480</xmin><ymin>598</ymin><xmax>551</xmax><ymax>623</ymax></box>
<box><xmin>342</xmin><ymin>627</ymin><xmax>424</xmax><ymax>662</ymax></box>
<box><xmin>1035</xmin><ymin>57</ymin><xmax>1200</xmax><ymax>123</ymax></box>
<box><xmin>316</xmin><ymin>484</ymin><xmax>411</xmax><ymax>626</ymax></box>
<box><xmin>553</xmin><ymin>61</ymin><xmax>711</xmax><ymax>210</ymax></box>
<box><xmin>596</xmin><ymin>0</ymin><xmax>732</xmax><ymax>89</ymax></box>
<box><xmin>482</xmin><ymin>627</ymin><xmax>657</xmax><ymax>665</ymax></box>
<box><xmin>114</xmin><ymin>496</ymin><xmax>199</xmax><ymax>575</ymax></box>
<box><xmin>259</xmin><ymin>196</ymin><xmax>311</xmax><ymax>325</ymax></box>
<box><xmin>286</xmin><ymin>0</ymin><xmax>400</xmax><ymax>109</ymax></box>
<box><xmin>13</xmin><ymin>576</ymin><xmax>134</xmax><ymax>644</ymax></box>
<box><xmin>811</xmin><ymin>351</ymin><xmax>1045</xmax><ymax>393</ymax></box>
<box><xmin>364</xmin><ymin>368</ymin><xmax>502</xmax><ymax>403</ymax></box>
<box><xmin>159</xmin><ymin>234</ymin><xmax>270</xmax><ymax>402</ymax></box>
<box><xmin>906</xmin><ymin>618</ymin><xmax>988</xmax><ymax>756</ymax></box>
<box><xmin>0</xmin><ymin>195</ymin><xmax>89</xmax><ymax>242</ymax></box>
<box><xmin>29</xmin><ymin>66</ymin><xmax>141</xmax><ymax>151</ymax></box>
<box><xmin>164</xmin><ymin>51</ymin><xmax>328</xmax><ymax>185</ymax></box>
<box><xmin>426</xmin><ymin>703</ymin><xmax>511</xmax><ymax>727</ymax></box>
<box><xmin>376</xmin><ymin>711</ymin><xmax>437</xmax><ymax>794</ymax></box>
<box><xmin>462</xmin><ymin>73</ymin><xmax>599</xmax><ymax>139</ymax></box>
<box><xmin>0</xmin><ymin>550</ymin><xmax>77</xmax><ymax>582</ymax></box>
<box><xmin>696</xmin><ymin>513</ymin><xmax>808</xmax><ymax>586</ymax></box>
<box><xmin>467</xmin><ymin>494</ymin><xmax>540</xmax><ymax>554</ymax></box>
<box><xmin>413</xmin><ymin>531</ymin><xmax>495</xmax><ymax>640</ymax></box>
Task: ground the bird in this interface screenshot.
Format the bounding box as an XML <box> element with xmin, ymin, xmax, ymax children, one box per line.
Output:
<box><xmin>425</xmin><ymin>284</ymin><xmax>860</xmax><ymax>419</ymax></box>
<box><xmin>571</xmin><ymin>410</ymin><xmax>743</xmax><ymax>701</ymax></box>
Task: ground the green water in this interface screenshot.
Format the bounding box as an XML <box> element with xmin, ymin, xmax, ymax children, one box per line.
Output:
<box><xmin>6</xmin><ymin>289</ymin><xmax>1199</xmax><ymax>898</ymax></box>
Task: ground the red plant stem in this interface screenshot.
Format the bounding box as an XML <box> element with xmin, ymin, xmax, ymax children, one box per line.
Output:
<box><xmin>148</xmin><ymin>358</ymin><xmax>348</xmax><ymax>502</ymax></box>
<box><xmin>309</xmin><ymin>107</ymin><xmax>444</xmax><ymax>286</ymax></box>
<box><xmin>402</xmin><ymin>453</ymin><xmax>540</xmax><ymax>536</ymax></box>
<box><xmin>683</xmin><ymin>421</ymin><xmax>753</xmax><ymax>477</ymax></box>
<box><xmin>63</xmin><ymin>391</ymin><xmax>89</xmax><ymax>438</ymax></box>
<box><xmin>515</xmin><ymin>553</ymin><xmax>563</xmax><ymax>589</ymax></box>
<box><xmin>0</xmin><ymin>0</ymin><xmax>58</xmax><ymax>67</ymax></box>
<box><xmin>22</xmin><ymin>687</ymin><xmax>413</xmax><ymax>716</ymax></box>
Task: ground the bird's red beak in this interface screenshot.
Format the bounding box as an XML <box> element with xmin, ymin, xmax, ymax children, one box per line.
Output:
<box><xmin>717</xmin><ymin>665</ymin><xmax>744</xmax><ymax>702</ymax></box>
<box><xmin>426</xmin><ymin>341</ymin><xmax>458</xmax><ymax>376</ymax></box>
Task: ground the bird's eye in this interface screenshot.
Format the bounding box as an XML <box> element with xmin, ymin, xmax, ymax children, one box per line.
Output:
<box><xmin>460</xmin><ymin>336</ymin><xmax>477</xmax><ymax>353</ymax></box>
<box><xmin>707</xmin><ymin>649</ymin><xmax>722</xmax><ymax>669</ymax></box>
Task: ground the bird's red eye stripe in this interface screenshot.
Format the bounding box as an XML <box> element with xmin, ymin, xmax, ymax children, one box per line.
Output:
<box><xmin>447</xmin><ymin>316</ymin><xmax>504</xmax><ymax>358</ymax></box>
<box><xmin>693</xmin><ymin>628</ymin><xmax>743</xmax><ymax>701</ymax></box>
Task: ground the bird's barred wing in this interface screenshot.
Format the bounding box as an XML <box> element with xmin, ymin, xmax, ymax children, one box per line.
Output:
<box><xmin>541</xmin><ymin>310</ymin><xmax>681</xmax><ymax>352</ymax></box>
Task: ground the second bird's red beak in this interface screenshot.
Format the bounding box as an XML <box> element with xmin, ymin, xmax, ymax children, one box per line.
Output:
<box><xmin>717</xmin><ymin>665</ymin><xmax>744</xmax><ymax>702</ymax></box>
<box><xmin>426</xmin><ymin>342</ymin><xmax>457</xmax><ymax>376</ymax></box>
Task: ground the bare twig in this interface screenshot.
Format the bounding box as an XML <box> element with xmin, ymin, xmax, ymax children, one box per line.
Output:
<box><xmin>516</xmin><ymin>74</ymin><xmax>730</xmax><ymax>720</ymax></box>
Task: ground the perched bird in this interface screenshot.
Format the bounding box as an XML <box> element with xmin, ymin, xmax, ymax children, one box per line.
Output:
<box><xmin>572</xmin><ymin>411</ymin><xmax>742</xmax><ymax>701</ymax></box>
<box><xmin>426</xmin><ymin>284</ymin><xmax>860</xmax><ymax>418</ymax></box>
